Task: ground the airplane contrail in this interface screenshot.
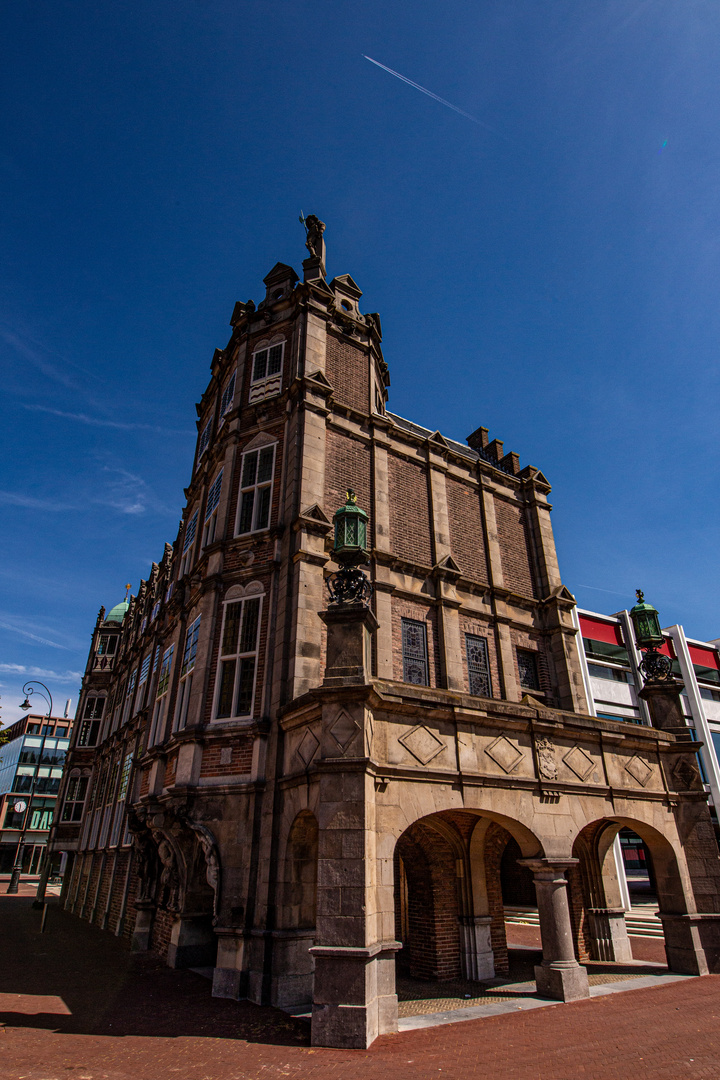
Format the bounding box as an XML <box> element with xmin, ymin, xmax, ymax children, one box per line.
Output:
<box><xmin>363</xmin><ymin>55</ymin><xmax>496</xmax><ymax>134</ymax></box>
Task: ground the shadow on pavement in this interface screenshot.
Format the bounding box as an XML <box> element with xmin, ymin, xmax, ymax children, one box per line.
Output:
<box><xmin>0</xmin><ymin>897</ymin><xmax>309</xmax><ymax>1047</ymax></box>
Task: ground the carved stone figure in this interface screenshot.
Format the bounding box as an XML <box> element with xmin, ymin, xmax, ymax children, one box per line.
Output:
<box><xmin>155</xmin><ymin>834</ymin><xmax>181</xmax><ymax>912</ymax></box>
<box><xmin>132</xmin><ymin>831</ymin><xmax>158</xmax><ymax>903</ymax></box>
<box><xmin>536</xmin><ymin>736</ymin><xmax>558</xmax><ymax>781</ymax></box>
<box><xmin>304</xmin><ymin>214</ymin><xmax>326</xmax><ymax>259</ymax></box>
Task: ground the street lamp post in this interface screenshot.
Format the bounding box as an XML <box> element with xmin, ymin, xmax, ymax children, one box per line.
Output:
<box><xmin>6</xmin><ymin>681</ymin><xmax>54</xmax><ymax>895</ymax></box>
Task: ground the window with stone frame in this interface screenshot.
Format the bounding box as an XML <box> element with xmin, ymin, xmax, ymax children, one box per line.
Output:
<box><xmin>401</xmin><ymin>618</ymin><xmax>429</xmax><ymax>686</ymax></box>
<box><xmin>150</xmin><ymin>644</ymin><xmax>174</xmax><ymax>745</ymax></box>
<box><xmin>175</xmin><ymin>615</ymin><xmax>201</xmax><ymax>731</ymax></box>
<box><xmin>251</xmin><ymin>342</ymin><xmax>283</xmax><ymax>383</ymax></box>
<box><xmin>465</xmin><ymin>634</ymin><xmax>492</xmax><ymax>698</ymax></box>
<box><xmin>78</xmin><ymin>696</ymin><xmax>105</xmax><ymax>747</ymax></box>
<box><xmin>109</xmin><ymin>751</ymin><xmax>133</xmax><ymax>845</ymax></box>
<box><xmin>179</xmin><ymin>509</ymin><xmax>199</xmax><ymax>578</ymax></box>
<box><xmin>203</xmin><ymin>469</ymin><xmax>224</xmax><ymax>547</ymax></box>
<box><xmin>516</xmin><ymin>648</ymin><xmax>540</xmax><ymax>691</ymax></box>
<box><xmin>96</xmin><ymin>634</ymin><xmax>117</xmax><ymax>656</ymax></box>
<box><xmin>121</xmin><ymin>668</ymin><xmax>137</xmax><ymax>726</ymax></box>
<box><xmin>236</xmin><ymin>445</ymin><xmax>275</xmax><ymax>535</ymax></box>
<box><xmin>61</xmin><ymin>775</ymin><xmax>89</xmax><ymax>822</ymax></box>
<box><xmin>215</xmin><ymin>596</ymin><xmax>261</xmax><ymax>720</ymax></box>
<box><xmin>196</xmin><ymin>417</ymin><xmax>212</xmax><ymax>467</ymax></box>
<box><xmin>218</xmin><ymin>371</ymin><xmax>236</xmax><ymax>426</ymax></box>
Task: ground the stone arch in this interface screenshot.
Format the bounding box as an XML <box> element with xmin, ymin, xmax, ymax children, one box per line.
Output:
<box><xmin>393</xmin><ymin>808</ymin><xmax>545</xmax><ymax>983</ymax></box>
<box><xmin>570</xmin><ymin>814</ymin><xmax>715</xmax><ymax>974</ymax></box>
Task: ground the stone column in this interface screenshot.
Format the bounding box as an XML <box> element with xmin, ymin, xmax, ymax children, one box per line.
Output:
<box><xmin>519</xmin><ymin>858</ymin><xmax>589</xmax><ymax>1001</ymax></box>
<box><xmin>310</xmin><ymin>600</ymin><xmax>400</xmax><ymax>1048</ymax></box>
<box><xmin>131</xmin><ymin>901</ymin><xmax>155</xmax><ymax>952</ymax></box>
<box><xmin>213</xmin><ymin>928</ymin><xmax>247</xmax><ymax>998</ymax></box>
<box><xmin>586</xmin><ymin>908</ymin><xmax>633</xmax><ymax>963</ymax></box>
<box><xmin>458</xmin><ymin>915</ymin><xmax>494</xmax><ymax>980</ymax></box>
<box><xmin>167</xmin><ymin>912</ymin><xmax>216</xmax><ymax>968</ymax></box>
<box><xmin>318</xmin><ymin>604</ymin><xmax>378</xmax><ymax>686</ymax></box>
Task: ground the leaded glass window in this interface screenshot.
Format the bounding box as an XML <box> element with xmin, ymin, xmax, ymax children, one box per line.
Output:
<box><xmin>197</xmin><ymin>418</ymin><xmax>212</xmax><ymax>464</ymax></box>
<box><xmin>237</xmin><ymin>446</ymin><xmax>275</xmax><ymax>534</ymax></box>
<box><xmin>252</xmin><ymin>344</ymin><xmax>283</xmax><ymax>382</ymax></box>
<box><xmin>61</xmin><ymin>776</ymin><xmax>89</xmax><ymax>822</ymax></box>
<box><xmin>466</xmin><ymin>634</ymin><xmax>492</xmax><ymax>698</ymax></box>
<box><xmin>517</xmin><ymin>648</ymin><xmax>540</xmax><ymax>691</ymax></box>
<box><xmin>401</xmin><ymin>618</ymin><xmax>429</xmax><ymax>686</ymax></box>
<box><xmin>215</xmin><ymin>596</ymin><xmax>261</xmax><ymax>719</ymax></box>
<box><xmin>219</xmin><ymin>371</ymin><xmax>236</xmax><ymax>420</ymax></box>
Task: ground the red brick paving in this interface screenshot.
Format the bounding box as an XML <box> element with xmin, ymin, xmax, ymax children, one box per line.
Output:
<box><xmin>2</xmin><ymin>895</ymin><xmax>719</xmax><ymax>1080</ymax></box>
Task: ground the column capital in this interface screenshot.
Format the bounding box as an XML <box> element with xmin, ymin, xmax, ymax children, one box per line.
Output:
<box><xmin>518</xmin><ymin>857</ymin><xmax>578</xmax><ymax>877</ymax></box>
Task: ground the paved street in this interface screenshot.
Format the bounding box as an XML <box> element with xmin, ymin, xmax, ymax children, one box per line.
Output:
<box><xmin>2</xmin><ymin>893</ymin><xmax>719</xmax><ymax>1080</ymax></box>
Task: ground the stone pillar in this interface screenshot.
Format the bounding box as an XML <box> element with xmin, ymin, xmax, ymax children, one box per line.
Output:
<box><xmin>318</xmin><ymin>603</ymin><xmax>378</xmax><ymax>686</ymax></box>
<box><xmin>586</xmin><ymin>907</ymin><xmax>633</xmax><ymax>963</ymax></box>
<box><xmin>167</xmin><ymin>913</ymin><xmax>216</xmax><ymax>968</ymax></box>
<box><xmin>458</xmin><ymin>915</ymin><xmax>494</xmax><ymax>980</ymax></box>
<box><xmin>310</xmin><ymin>941</ymin><xmax>401</xmax><ymax>1049</ymax></box>
<box><xmin>519</xmin><ymin>858</ymin><xmax>589</xmax><ymax>1001</ymax></box>
<box><xmin>131</xmin><ymin>901</ymin><xmax>155</xmax><ymax>952</ymax></box>
<box><xmin>213</xmin><ymin>928</ymin><xmax>247</xmax><ymax>999</ymax></box>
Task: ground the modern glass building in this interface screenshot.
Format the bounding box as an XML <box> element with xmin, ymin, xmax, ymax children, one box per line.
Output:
<box><xmin>0</xmin><ymin>713</ymin><xmax>72</xmax><ymax>877</ymax></box>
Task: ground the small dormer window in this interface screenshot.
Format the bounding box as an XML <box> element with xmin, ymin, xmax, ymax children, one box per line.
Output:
<box><xmin>341</xmin><ymin>300</ymin><xmax>352</xmax><ymax>312</ymax></box>
<box><xmin>273</xmin><ymin>289</ymin><xmax>284</xmax><ymax>301</ymax></box>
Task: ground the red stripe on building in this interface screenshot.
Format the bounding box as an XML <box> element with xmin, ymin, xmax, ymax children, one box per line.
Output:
<box><xmin>688</xmin><ymin>644</ymin><xmax>720</xmax><ymax>670</ymax></box>
<box><xmin>579</xmin><ymin>616</ymin><xmax>624</xmax><ymax>646</ymax></box>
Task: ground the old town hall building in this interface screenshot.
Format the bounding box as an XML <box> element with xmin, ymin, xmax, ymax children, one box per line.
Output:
<box><xmin>52</xmin><ymin>219</ymin><xmax>720</xmax><ymax>1048</ymax></box>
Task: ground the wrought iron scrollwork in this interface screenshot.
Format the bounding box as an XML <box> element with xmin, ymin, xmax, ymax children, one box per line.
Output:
<box><xmin>326</xmin><ymin>565</ymin><xmax>373</xmax><ymax>605</ymax></box>
<box><xmin>639</xmin><ymin>649</ymin><xmax>673</xmax><ymax>683</ymax></box>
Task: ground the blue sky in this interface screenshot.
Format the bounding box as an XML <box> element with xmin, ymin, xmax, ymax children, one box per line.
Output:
<box><xmin>2</xmin><ymin>1</ymin><xmax>719</xmax><ymax>725</ymax></box>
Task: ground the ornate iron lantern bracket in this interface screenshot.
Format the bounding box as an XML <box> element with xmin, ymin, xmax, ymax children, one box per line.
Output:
<box><xmin>327</xmin><ymin>489</ymin><xmax>373</xmax><ymax>606</ymax></box>
<box><xmin>630</xmin><ymin>589</ymin><xmax>673</xmax><ymax>683</ymax></box>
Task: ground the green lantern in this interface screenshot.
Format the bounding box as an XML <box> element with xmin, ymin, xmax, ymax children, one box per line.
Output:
<box><xmin>630</xmin><ymin>589</ymin><xmax>664</xmax><ymax>650</ymax></box>
<box><xmin>332</xmin><ymin>490</ymin><xmax>368</xmax><ymax>565</ymax></box>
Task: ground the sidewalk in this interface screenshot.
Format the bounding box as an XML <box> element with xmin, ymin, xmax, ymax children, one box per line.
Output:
<box><xmin>2</xmin><ymin>894</ymin><xmax>720</xmax><ymax>1080</ymax></box>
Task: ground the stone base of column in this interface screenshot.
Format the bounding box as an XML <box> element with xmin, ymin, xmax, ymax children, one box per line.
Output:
<box><xmin>310</xmin><ymin>941</ymin><xmax>401</xmax><ymax>1049</ymax></box>
<box><xmin>534</xmin><ymin>959</ymin><xmax>589</xmax><ymax>1001</ymax></box>
<box><xmin>659</xmin><ymin>913</ymin><xmax>717</xmax><ymax>975</ymax></box>
<box><xmin>587</xmin><ymin>908</ymin><xmax>633</xmax><ymax>963</ymax></box>
<box><xmin>212</xmin><ymin>928</ymin><xmax>247</xmax><ymax>1000</ymax></box>
<box><xmin>270</xmin><ymin>930</ymin><xmax>316</xmax><ymax>1008</ymax></box>
<box><xmin>459</xmin><ymin>916</ymin><xmax>495</xmax><ymax>981</ymax></box>
<box><xmin>167</xmin><ymin>913</ymin><xmax>216</xmax><ymax>969</ymax></box>
<box><xmin>130</xmin><ymin>903</ymin><xmax>154</xmax><ymax>952</ymax></box>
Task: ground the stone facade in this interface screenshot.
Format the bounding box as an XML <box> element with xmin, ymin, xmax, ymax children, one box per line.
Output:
<box><xmin>51</xmin><ymin>222</ymin><xmax>720</xmax><ymax>1049</ymax></box>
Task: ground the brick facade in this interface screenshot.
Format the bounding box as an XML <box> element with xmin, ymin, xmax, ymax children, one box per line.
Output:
<box><xmin>48</xmin><ymin>223</ymin><xmax>720</xmax><ymax>1051</ymax></box>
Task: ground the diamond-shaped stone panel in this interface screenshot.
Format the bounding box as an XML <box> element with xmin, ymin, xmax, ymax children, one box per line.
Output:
<box><xmin>625</xmin><ymin>754</ymin><xmax>653</xmax><ymax>787</ymax></box>
<box><xmin>399</xmin><ymin>724</ymin><xmax>445</xmax><ymax>766</ymax></box>
<box><xmin>485</xmin><ymin>735</ymin><xmax>524</xmax><ymax>775</ymax></box>
<box><xmin>296</xmin><ymin>728</ymin><xmax>320</xmax><ymax>768</ymax></box>
<box><xmin>562</xmin><ymin>745</ymin><xmax>595</xmax><ymax>782</ymax></box>
<box><xmin>672</xmin><ymin>756</ymin><xmax>699</xmax><ymax>790</ymax></box>
<box><xmin>329</xmin><ymin>709</ymin><xmax>360</xmax><ymax>754</ymax></box>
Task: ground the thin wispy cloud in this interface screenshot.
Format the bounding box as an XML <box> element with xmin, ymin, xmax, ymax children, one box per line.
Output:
<box><xmin>0</xmin><ymin>490</ymin><xmax>75</xmax><ymax>512</ymax></box>
<box><xmin>0</xmin><ymin>663</ymin><xmax>83</xmax><ymax>684</ymax></box>
<box><xmin>363</xmin><ymin>55</ymin><xmax>500</xmax><ymax>135</ymax></box>
<box><xmin>0</xmin><ymin>326</ymin><xmax>97</xmax><ymax>394</ymax></box>
<box><xmin>0</xmin><ymin>618</ymin><xmax>71</xmax><ymax>651</ymax></box>
<box><xmin>23</xmin><ymin>403</ymin><xmax>193</xmax><ymax>436</ymax></box>
<box><xmin>99</xmin><ymin>464</ymin><xmax>173</xmax><ymax>516</ymax></box>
